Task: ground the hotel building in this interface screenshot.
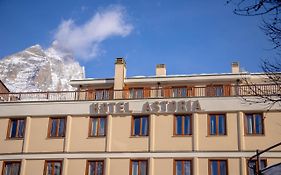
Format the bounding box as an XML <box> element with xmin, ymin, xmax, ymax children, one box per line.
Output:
<box><xmin>0</xmin><ymin>58</ymin><xmax>280</xmax><ymax>175</ymax></box>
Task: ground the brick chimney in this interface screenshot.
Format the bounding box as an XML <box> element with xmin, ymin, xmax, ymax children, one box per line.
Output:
<box><xmin>231</xmin><ymin>62</ymin><xmax>240</xmax><ymax>74</ymax></box>
<box><xmin>156</xmin><ymin>64</ymin><xmax>166</xmax><ymax>76</ymax></box>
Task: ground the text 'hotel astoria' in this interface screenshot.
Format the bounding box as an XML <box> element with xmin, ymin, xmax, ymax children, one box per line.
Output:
<box><xmin>0</xmin><ymin>58</ymin><xmax>280</xmax><ymax>175</ymax></box>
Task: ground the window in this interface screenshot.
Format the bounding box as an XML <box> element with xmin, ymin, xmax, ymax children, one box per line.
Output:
<box><xmin>206</xmin><ymin>85</ymin><xmax>224</xmax><ymax>96</ymax></box>
<box><xmin>172</xmin><ymin>87</ymin><xmax>194</xmax><ymax>97</ymax></box>
<box><xmin>245</xmin><ymin>113</ymin><xmax>264</xmax><ymax>135</ymax></box>
<box><xmin>247</xmin><ymin>159</ymin><xmax>267</xmax><ymax>175</ymax></box>
<box><xmin>44</xmin><ymin>161</ymin><xmax>62</xmax><ymax>175</ymax></box>
<box><xmin>206</xmin><ymin>85</ymin><xmax>230</xmax><ymax>97</ymax></box>
<box><xmin>174</xmin><ymin>115</ymin><xmax>192</xmax><ymax>135</ymax></box>
<box><xmin>132</xmin><ymin>116</ymin><xmax>149</xmax><ymax>136</ymax></box>
<box><xmin>129</xmin><ymin>88</ymin><xmax>144</xmax><ymax>99</ymax></box>
<box><xmin>174</xmin><ymin>160</ymin><xmax>192</xmax><ymax>175</ymax></box>
<box><xmin>173</xmin><ymin>87</ymin><xmax>187</xmax><ymax>97</ymax></box>
<box><xmin>208</xmin><ymin>114</ymin><xmax>226</xmax><ymax>135</ymax></box>
<box><xmin>89</xmin><ymin>117</ymin><xmax>106</xmax><ymax>137</ymax></box>
<box><xmin>7</xmin><ymin>118</ymin><xmax>25</xmax><ymax>139</ymax></box>
<box><xmin>2</xmin><ymin>161</ymin><xmax>21</xmax><ymax>175</ymax></box>
<box><xmin>95</xmin><ymin>89</ymin><xmax>111</xmax><ymax>100</ymax></box>
<box><xmin>48</xmin><ymin>118</ymin><xmax>66</xmax><ymax>137</ymax></box>
<box><xmin>130</xmin><ymin>160</ymin><xmax>148</xmax><ymax>175</ymax></box>
<box><xmin>209</xmin><ymin>160</ymin><xmax>228</xmax><ymax>175</ymax></box>
<box><xmin>86</xmin><ymin>160</ymin><xmax>104</xmax><ymax>175</ymax></box>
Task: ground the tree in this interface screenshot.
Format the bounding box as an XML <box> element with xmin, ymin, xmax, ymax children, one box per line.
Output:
<box><xmin>227</xmin><ymin>2</ymin><xmax>281</xmax><ymax>174</ymax></box>
<box><xmin>228</xmin><ymin>0</ymin><xmax>281</xmax><ymax>107</ymax></box>
<box><xmin>239</xmin><ymin>59</ymin><xmax>281</xmax><ymax>108</ymax></box>
<box><xmin>228</xmin><ymin>0</ymin><xmax>281</xmax><ymax>50</ymax></box>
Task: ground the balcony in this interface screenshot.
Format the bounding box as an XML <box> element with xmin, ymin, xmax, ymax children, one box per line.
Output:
<box><xmin>0</xmin><ymin>84</ymin><xmax>280</xmax><ymax>103</ymax></box>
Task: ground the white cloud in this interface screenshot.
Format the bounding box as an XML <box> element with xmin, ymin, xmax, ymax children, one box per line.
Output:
<box><xmin>53</xmin><ymin>6</ymin><xmax>133</xmax><ymax>60</ymax></box>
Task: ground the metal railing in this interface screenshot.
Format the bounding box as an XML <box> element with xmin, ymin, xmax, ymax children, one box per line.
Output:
<box><xmin>0</xmin><ymin>84</ymin><xmax>280</xmax><ymax>103</ymax></box>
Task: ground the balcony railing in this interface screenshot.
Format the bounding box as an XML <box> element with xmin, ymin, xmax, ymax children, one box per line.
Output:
<box><xmin>0</xmin><ymin>84</ymin><xmax>280</xmax><ymax>103</ymax></box>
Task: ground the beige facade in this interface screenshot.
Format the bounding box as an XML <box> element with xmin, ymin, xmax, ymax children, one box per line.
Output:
<box><xmin>0</xmin><ymin>59</ymin><xmax>280</xmax><ymax>175</ymax></box>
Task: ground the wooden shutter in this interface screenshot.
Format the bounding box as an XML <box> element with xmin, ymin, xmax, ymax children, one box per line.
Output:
<box><xmin>87</xmin><ymin>88</ymin><xmax>94</xmax><ymax>100</ymax></box>
<box><xmin>144</xmin><ymin>87</ymin><xmax>150</xmax><ymax>98</ymax></box>
<box><xmin>187</xmin><ymin>86</ymin><xmax>195</xmax><ymax>97</ymax></box>
<box><xmin>123</xmin><ymin>86</ymin><xmax>129</xmax><ymax>99</ymax></box>
<box><xmin>109</xmin><ymin>88</ymin><xmax>114</xmax><ymax>99</ymax></box>
<box><xmin>206</xmin><ymin>85</ymin><xmax>212</xmax><ymax>97</ymax></box>
<box><xmin>223</xmin><ymin>84</ymin><xmax>231</xmax><ymax>96</ymax></box>
<box><xmin>164</xmin><ymin>86</ymin><xmax>171</xmax><ymax>98</ymax></box>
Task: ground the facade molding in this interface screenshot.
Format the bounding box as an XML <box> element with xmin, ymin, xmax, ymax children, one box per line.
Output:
<box><xmin>1</xmin><ymin>151</ymin><xmax>281</xmax><ymax>160</ymax></box>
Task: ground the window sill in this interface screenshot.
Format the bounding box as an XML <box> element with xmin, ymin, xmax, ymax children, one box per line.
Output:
<box><xmin>172</xmin><ymin>135</ymin><xmax>192</xmax><ymax>137</ymax></box>
<box><xmin>6</xmin><ymin>137</ymin><xmax>24</xmax><ymax>140</ymax></box>
<box><xmin>206</xmin><ymin>134</ymin><xmax>228</xmax><ymax>137</ymax></box>
<box><xmin>87</xmin><ymin>136</ymin><xmax>106</xmax><ymax>139</ymax></box>
<box><xmin>244</xmin><ymin>134</ymin><xmax>265</xmax><ymax>136</ymax></box>
<box><xmin>130</xmin><ymin>135</ymin><xmax>149</xmax><ymax>138</ymax></box>
<box><xmin>46</xmin><ymin>136</ymin><xmax>65</xmax><ymax>139</ymax></box>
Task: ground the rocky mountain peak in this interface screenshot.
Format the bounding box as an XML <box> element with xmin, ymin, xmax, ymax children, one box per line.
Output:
<box><xmin>0</xmin><ymin>44</ymin><xmax>85</xmax><ymax>92</ymax></box>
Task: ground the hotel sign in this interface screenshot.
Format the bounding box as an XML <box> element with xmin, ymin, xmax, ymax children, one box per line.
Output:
<box><xmin>92</xmin><ymin>100</ymin><xmax>201</xmax><ymax>114</ymax></box>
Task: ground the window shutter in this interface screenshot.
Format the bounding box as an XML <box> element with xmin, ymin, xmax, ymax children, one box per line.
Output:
<box><xmin>123</xmin><ymin>85</ymin><xmax>129</xmax><ymax>99</ymax></box>
<box><xmin>109</xmin><ymin>88</ymin><xmax>114</xmax><ymax>99</ymax></box>
<box><xmin>206</xmin><ymin>85</ymin><xmax>213</xmax><ymax>97</ymax></box>
<box><xmin>223</xmin><ymin>84</ymin><xmax>231</xmax><ymax>96</ymax></box>
<box><xmin>164</xmin><ymin>86</ymin><xmax>171</xmax><ymax>97</ymax></box>
<box><xmin>187</xmin><ymin>86</ymin><xmax>195</xmax><ymax>97</ymax></box>
<box><xmin>144</xmin><ymin>87</ymin><xmax>150</xmax><ymax>98</ymax></box>
<box><xmin>87</xmin><ymin>88</ymin><xmax>94</xmax><ymax>100</ymax></box>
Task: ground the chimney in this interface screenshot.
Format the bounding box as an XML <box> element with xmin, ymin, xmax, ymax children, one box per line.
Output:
<box><xmin>156</xmin><ymin>64</ymin><xmax>166</xmax><ymax>76</ymax></box>
<box><xmin>114</xmin><ymin>58</ymin><xmax>126</xmax><ymax>91</ymax></box>
<box><xmin>231</xmin><ymin>62</ymin><xmax>240</xmax><ymax>74</ymax></box>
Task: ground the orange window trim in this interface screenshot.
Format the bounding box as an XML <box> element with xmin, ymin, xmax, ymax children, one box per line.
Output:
<box><xmin>48</xmin><ymin>117</ymin><xmax>66</xmax><ymax>137</ymax></box>
<box><xmin>43</xmin><ymin>160</ymin><xmax>63</xmax><ymax>175</ymax></box>
<box><xmin>207</xmin><ymin>114</ymin><xmax>227</xmax><ymax>136</ymax></box>
<box><xmin>208</xmin><ymin>159</ymin><xmax>228</xmax><ymax>175</ymax></box>
<box><xmin>173</xmin><ymin>159</ymin><xmax>193</xmax><ymax>175</ymax></box>
<box><xmin>6</xmin><ymin>118</ymin><xmax>25</xmax><ymax>139</ymax></box>
<box><xmin>89</xmin><ymin>117</ymin><xmax>106</xmax><ymax>137</ymax></box>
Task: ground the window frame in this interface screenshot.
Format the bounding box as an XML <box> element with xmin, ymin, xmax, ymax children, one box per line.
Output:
<box><xmin>244</xmin><ymin>113</ymin><xmax>264</xmax><ymax>135</ymax></box>
<box><xmin>207</xmin><ymin>114</ymin><xmax>227</xmax><ymax>136</ymax></box>
<box><xmin>247</xmin><ymin>158</ymin><xmax>267</xmax><ymax>175</ymax></box>
<box><xmin>206</xmin><ymin>85</ymin><xmax>224</xmax><ymax>97</ymax></box>
<box><xmin>130</xmin><ymin>159</ymin><xmax>148</xmax><ymax>175</ymax></box>
<box><xmin>173</xmin><ymin>159</ymin><xmax>193</xmax><ymax>175</ymax></box>
<box><xmin>86</xmin><ymin>160</ymin><xmax>105</xmax><ymax>175</ymax></box>
<box><xmin>208</xmin><ymin>159</ymin><xmax>228</xmax><ymax>175</ymax></box>
<box><xmin>88</xmin><ymin>116</ymin><xmax>107</xmax><ymax>137</ymax></box>
<box><xmin>206</xmin><ymin>85</ymin><xmax>231</xmax><ymax>97</ymax></box>
<box><xmin>173</xmin><ymin>114</ymin><xmax>192</xmax><ymax>136</ymax></box>
<box><xmin>48</xmin><ymin>117</ymin><xmax>66</xmax><ymax>138</ymax></box>
<box><xmin>129</xmin><ymin>88</ymin><xmax>144</xmax><ymax>99</ymax></box>
<box><xmin>43</xmin><ymin>160</ymin><xmax>63</xmax><ymax>175</ymax></box>
<box><xmin>2</xmin><ymin>161</ymin><xmax>21</xmax><ymax>175</ymax></box>
<box><xmin>172</xmin><ymin>87</ymin><xmax>188</xmax><ymax>97</ymax></box>
<box><xmin>95</xmin><ymin>89</ymin><xmax>111</xmax><ymax>100</ymax></box>
<box><xmin>172</xmin><ymin>86</ymin><xmax>194</xmax><ymax>97</ymax></box>
<box><xmin>131</xmin><ymin>115</ymin><xmax>149</xmax><ymax>137</ymax></box>
<box><xmin>6</xmin><ymin>118</ymin><xmax>26</xmax><ymax>139</ymax></box>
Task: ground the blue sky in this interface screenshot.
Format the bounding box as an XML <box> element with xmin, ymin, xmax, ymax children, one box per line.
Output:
<box><xmin>0</xmin><ymin>0</ymin><xmax>275</xmax><ymax>78</ymax></box>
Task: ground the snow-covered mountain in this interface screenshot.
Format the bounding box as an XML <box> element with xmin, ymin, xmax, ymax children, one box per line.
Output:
<box><xmin>0</xmin><ymin>44</ymin><xmax>85</xmax><ymax>92</ymax></box>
